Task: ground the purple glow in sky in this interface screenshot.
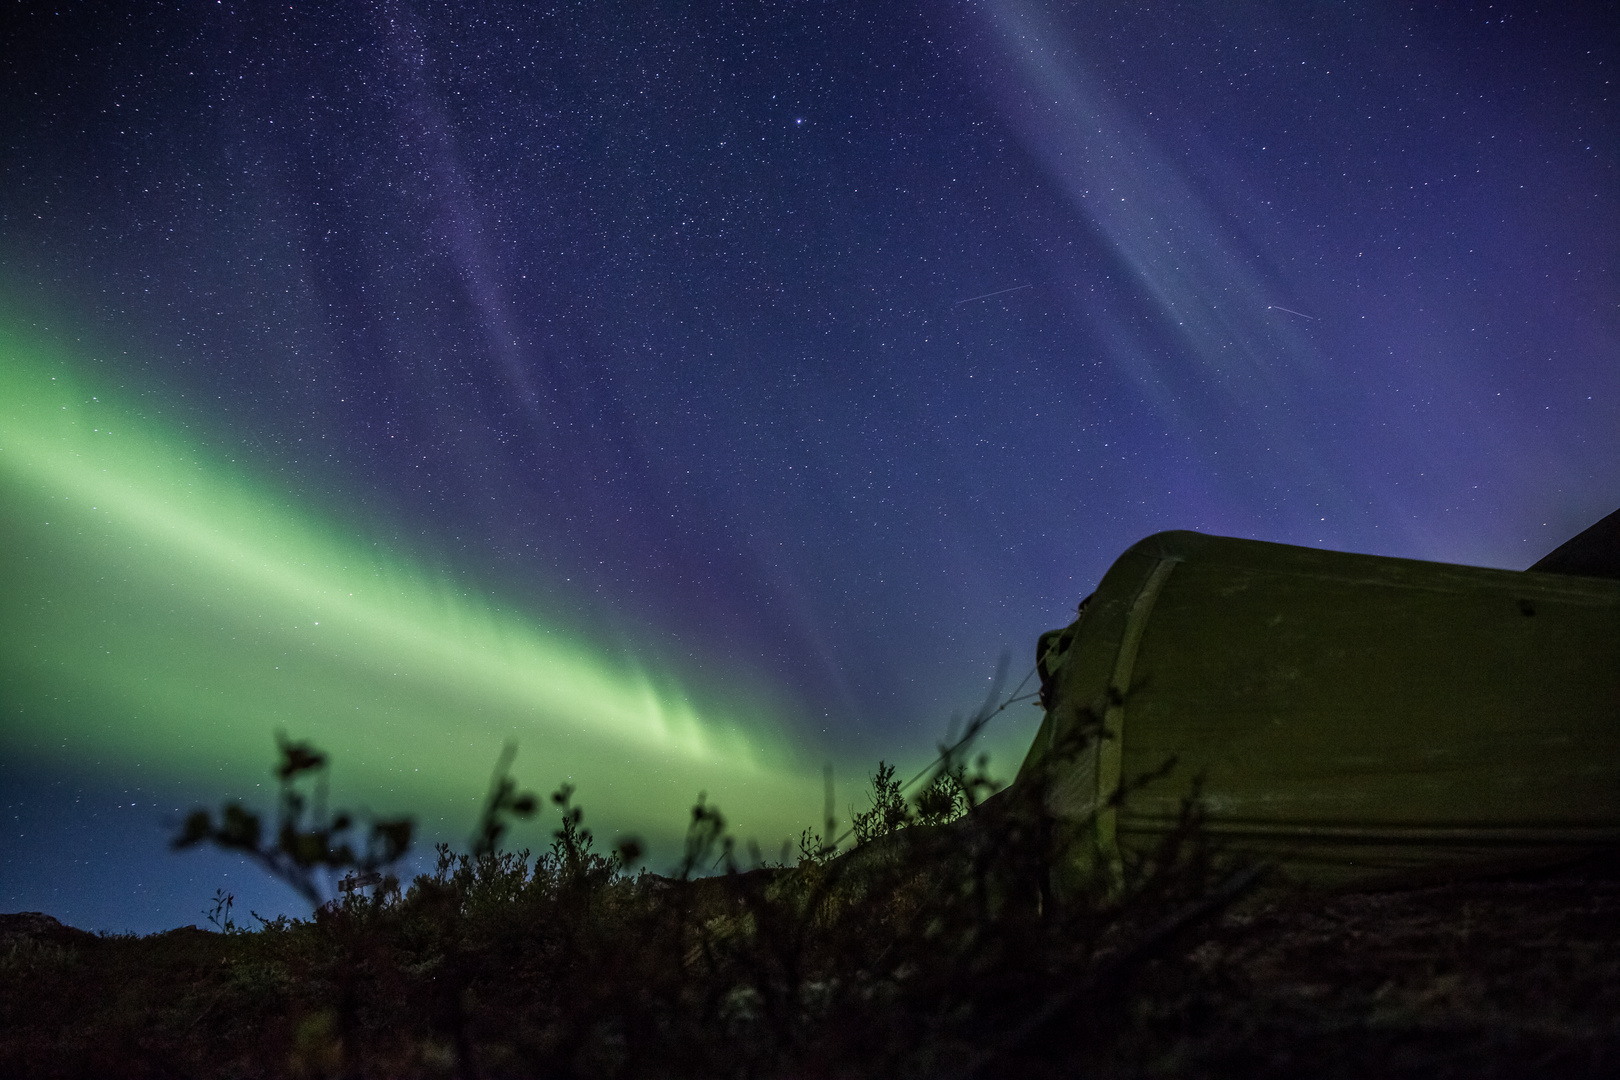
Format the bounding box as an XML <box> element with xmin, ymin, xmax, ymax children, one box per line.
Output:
<box><xmin>2</xmin><ymin>1</ymin><xmax>1615</xmax><ymax>932</ymax></box>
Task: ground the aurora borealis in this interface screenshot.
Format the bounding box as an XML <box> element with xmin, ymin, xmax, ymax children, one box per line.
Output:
<box><xmin>3</xmin><ymin>324</ymin><xmax>831</xmax><ymax>925</ymax></box>
<box><xmin>3</xmin><ymin>3</ymin><xmax>1617</xmax><ymax>932</ymax></box>
<box><xmin>2</xmin><ymin>327</ymin><xmax>815</xmax><ymax>811</ymax></box>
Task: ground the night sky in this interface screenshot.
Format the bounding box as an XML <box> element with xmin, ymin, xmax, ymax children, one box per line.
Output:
<box><xmin>3</xmin><ymin>2</ymin><xmax>1615</xmax><ymax>933</ymax></box>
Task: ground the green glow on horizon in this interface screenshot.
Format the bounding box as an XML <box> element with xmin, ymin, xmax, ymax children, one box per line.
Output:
<box><xmin>0</xmin><ymin>323</ymin><xmax>831</xmax><ymax>854</ymax></box>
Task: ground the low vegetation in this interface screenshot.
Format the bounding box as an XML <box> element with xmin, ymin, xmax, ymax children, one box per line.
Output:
<box><xmin>5</xmin><ymin>698</ymin><xmax>1617</xmax><ymax>1078</ymax></box>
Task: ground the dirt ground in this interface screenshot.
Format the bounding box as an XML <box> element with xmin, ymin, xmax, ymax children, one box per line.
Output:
<box><xmin>4</xmin><ymin>854</ymin><xmax>1618</xmax><ymax>1078</ymax></box>
<box><xmin>1130</xmin><ymin>853</ymin><xmax>1620</xmax><ymax>1078</ymax></box>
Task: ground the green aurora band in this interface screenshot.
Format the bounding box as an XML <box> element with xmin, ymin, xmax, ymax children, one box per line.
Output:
<box><xmin>1</xmin><ymin>322</ymin><xmax>832</xmax><ymax>860</ymax></box>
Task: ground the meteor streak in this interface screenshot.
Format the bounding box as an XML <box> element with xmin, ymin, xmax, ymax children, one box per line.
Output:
<box><xmin>955</xmin><ymin>283</ymin><xmax>1033</xmax><ymax>305</ymax></box>
<box><xmin>1267</xmin><ymin>305</ymin><xmax>1317</xmax><ymax>321</ymax></box>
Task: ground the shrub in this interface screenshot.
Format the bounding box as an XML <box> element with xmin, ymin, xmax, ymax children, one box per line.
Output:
<box><xmin>145</xmin><ymin>701</ymin><xmax>1253</xmax><ymax>1079</ymax></box>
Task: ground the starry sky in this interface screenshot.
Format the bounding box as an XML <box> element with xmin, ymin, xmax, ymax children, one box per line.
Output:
<box><xmin>2</xmin><ymin>1</ymin><xmax>1616</xmax><ymax>933</ymax></box>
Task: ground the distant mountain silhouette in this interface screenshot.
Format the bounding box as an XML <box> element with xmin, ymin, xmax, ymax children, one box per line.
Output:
<box><xmin>0</xmin><ymin>911</ymin><xmax>98</xmax><ymax>949</ymax></box>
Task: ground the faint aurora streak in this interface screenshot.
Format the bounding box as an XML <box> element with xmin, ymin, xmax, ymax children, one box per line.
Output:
<box><xmin>971</xmin><ymin>0</ymin><xmax>1356</xmax><ymax>524</ymax></box>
